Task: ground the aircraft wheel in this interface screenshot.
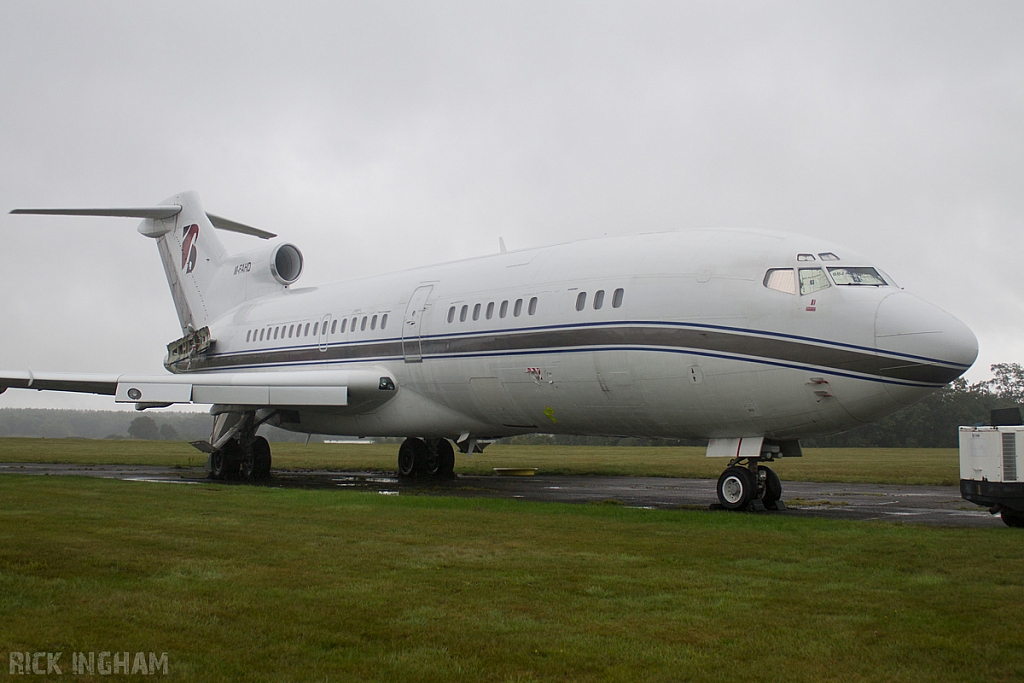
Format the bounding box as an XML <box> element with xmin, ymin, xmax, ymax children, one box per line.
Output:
<box><xmin>717</xmin><ymin>466</ymin><xmax>756</xmax><ymax>510</ymax></box>
<box><xmin>239</xmin><ymin>444</ymin><xmax>256</xmax><ymax>480</ymax></box>
<box><xmin>1001</xmin><ymin>509</ymin><xmax>1024</xmax><ymax>528</ymax></box>
<box><xmin>436</xmin><ymin>439</ymin><xmax>455</xmax><ymax>478</ymax></box>
<box><xmin>759</xmin><ymin>465</ymin><xmax>782</xmax><ymax>508</ymax></box>
<box><xmin>210</xmin><ymin>440</ymin><xmax>242</xmax><ymax>480</ymax></box>
<box><xmin>398</xmin><ymin>438</ymin><xmax>426</xmax><ymax>478</ymax></box>
<box><xmin>251</xmin><ymin>436</ymin><xmax>272</xmax><ymax>480</ymax></box>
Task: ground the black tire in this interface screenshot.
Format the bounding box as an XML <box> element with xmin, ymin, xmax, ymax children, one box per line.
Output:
<box><xmin>210</xmin><ymin>440</ymin><xmax>241</xmax><ymax>480</ymax></box>
<box><xmin>251</xmin><ymin>436</ymin><xmax>272</xmax><ymax>480</ymax></box>
<box><xmin>717</xmin><ymin>466</ymin><xmax>756</xmax><ymax>510</ymax></box>
<box><xmin>759</xmin><ymin>465</ymin><xmax>782</xmax><ymax>508</ymax></box>
<box><xmin>436</xmin><ymin>439</ymin><xmax>455</xmax><ymax>478</ymax></box>
<box><xmin>398</xmin><ymin>438</ymin><xmax>426</xmax><ymax>478</ymax></box>
<box><xmin>1001</xmin><ymin>509</ymin><xmax>1024</xmax><ymax>528</ymax></box>
<box><xmin>239</xmin><ymin>442</ymin><xmax>256</xmax><ymax>480</ymax></box>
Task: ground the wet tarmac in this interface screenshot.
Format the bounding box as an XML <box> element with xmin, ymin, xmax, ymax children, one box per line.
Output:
<box><xmin>0</xmin><ymin>462</ymin><xmax>1003</xmax><ymax>528</ymax></box>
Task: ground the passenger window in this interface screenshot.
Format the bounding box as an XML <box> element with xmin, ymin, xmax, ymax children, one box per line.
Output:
<box><xmin>576</xmin><ymin>292</ymin><xmax>587</xmax><ymax>311</ymax></box>
<box><xmin>350</xmin><ymin>317</ymin><xmax>357</xmax><ymax>332</ymax></box>
<box><xmin>818</xmin><ymin>252</ymin><xmax>840</xmax><ymax>261</ymax></box>
<box><xmin>312</xmin><ymin>322</ymin><xmax>319</xmax><ymax>336</ymax></box>
<box><xmin>273</xmin><ymin>327</ymin><xmax>279</xmax><ymax>340</ymax></box>
<box><xmin>381</xmin><ymin>314</ymin><xmax>388</xmax><ymax>329</ymax></box>
<box><xmin>612</xmin><ymin>288</ymin><xmax>624</xmax><ymax>308</ymax></box>
<box><xmin>799</xmin><ymin>268</ymin><xmax>830</xmax><ymax>295</ymax></box>
<box><xmin>341</xmin><ymin>319</ymin><xmax>347</xmax><ymax>333</ymax></box>
<box><xmin>486</xmin><ymin>302</ymin><xmax>494</xmax><ymax>319</ymax></box>
<box><xmin>460</xmin><ymin>305</ymin><xmax>468</xmax><ymax>322</ymax></box>
<box><xmin>514</xmin><ymin>299</ymin><xmax>523</xmax><ymax>317</ymax></box>
<box><xmin>827</xmin><ymin>266</ymin><xmax>887</xmax><ymax>286</ymax></box>
<box><xmin>473</xmin><ymin>303</ymin><xmax>481</xmax><ymax>321</ymax></box>
<box><xmin>797</xmin><ymin>253</ymin><xmax>816</xmax><ymax>261</ymax></box>
<box><xmin>361</xmin><ymin>316</ymin><xmax>368</xmax><ymax>331</ymax></box>
<box><xmin>448</xmin><ymin>306</ymin><xmax>456</xmax><ymax>323</ymax></box>
<box><xmin>528</xmin><ymin>297</ymin><xmax>538</xmax><ymax>315</ymax></box>
<box><xmin>259</xmin><ymin>329</ymin><xmax>265</xmax><ymax>341</ymax></box>
<box><xmin>371</xmin><ymin>314</ymin><xmax>377</xmax><ymax>330</ymax></box>
<box><xmin>764</xmin><ymin>269</ymin><xmax>797</xmax><ymax>294</ymax></box>
<box><xmin>331</xmin><ymin>319</ymin><xmax>337</xmax><ymax>334</ymax></box>
<box><xmin>593</xmin><ymin>290</ymin><xmax>604</xmax><ymax>309</ymax></box>
<box><xmin>289</xmin><ymin>325</ymin><xmax>294</xmax><ymax>338</ymax></box>
<box><xmin>304</xmin><ymin>323</ymin><xmax>310</xmax><ymax>336</ymax></box>
<box><xmin>246</xmin><ymin>330</ymin><xmax>251</xmax><ymax>342</ymax></box>
<box><xmin>499</xmin><ymin>300</ymin><xmax>508</xmax><ymax>318</ymax></box>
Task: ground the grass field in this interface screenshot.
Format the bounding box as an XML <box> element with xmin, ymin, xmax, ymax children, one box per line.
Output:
<box><xmin>0</xmin><ymin>438</ymin><xmax>963</xmax><ymax>485</ymax></box>
<box><xmin>1</xmin><ymin>475</ymin><xmax>1022</xmax><ymax>682</ymax></box>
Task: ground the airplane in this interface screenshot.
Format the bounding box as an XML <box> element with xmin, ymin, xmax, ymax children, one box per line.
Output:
<box><xmin>2</xmin><ymin>191</ymin><xmax>979</xmax><ymax>510</ymax></box>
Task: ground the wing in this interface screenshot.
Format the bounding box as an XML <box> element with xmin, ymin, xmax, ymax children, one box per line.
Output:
<box><xmin>0</xmin><ymin>369</ymin><xmax>396</xmax><ymax>409</ymax></box>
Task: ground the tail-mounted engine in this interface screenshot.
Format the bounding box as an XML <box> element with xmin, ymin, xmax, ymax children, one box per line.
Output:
<box><xmin>235</xmin><ymin>243</ymin><xmax>304</xmax><ymax>286</ymax></box>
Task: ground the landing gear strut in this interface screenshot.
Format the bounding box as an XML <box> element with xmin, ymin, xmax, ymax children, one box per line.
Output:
<box><xmin>715</xmin><ymin>458</ymin><xmax>786</xmax><ymax>511</ymax></box>
<box><xmin>397</xmin><ymin>437</ymin><xmax>456</xmax><ymax>479</ymax></box>
<box><xmin>204</xmin><ymin>409</ymin><xmax>276</xmax><ymax>482</ymax></box>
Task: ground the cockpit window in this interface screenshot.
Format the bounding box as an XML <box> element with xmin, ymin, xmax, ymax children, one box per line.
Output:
<box><xmin>818</xmin><ymin>252</ymin><xmax>840</xmax><ymax>261</ymax></box>
<box><xmin>764</xmin><ymin>268</ymin><xmax>796</xmax><ymax>294</ymax></box>
<box><xmin>797</xmin><ymin>253</ymin><xmax>815</xmax><ymax>261</ymax></box>
<box><xmin>827</xmin><ymin>266</ymin><xmax>887</xmax><ymax>286</ymax></box>
<box><xmin>799</xmin><ymin>268</ymin><xmax>830</xmax><ymax>295</ymax></box>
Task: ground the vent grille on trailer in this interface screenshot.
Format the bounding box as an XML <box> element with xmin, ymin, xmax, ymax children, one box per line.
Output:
<box><xmin>1002</xmin><ymin>432</ymin><xmax>1018</xmax><ymax>481</ymax></box>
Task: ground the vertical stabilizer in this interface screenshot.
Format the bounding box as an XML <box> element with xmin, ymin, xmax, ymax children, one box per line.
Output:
<box><xmin>140</xmin><ymin>191</ymin><xmax>230</xmax><ymax>333</ymax></box>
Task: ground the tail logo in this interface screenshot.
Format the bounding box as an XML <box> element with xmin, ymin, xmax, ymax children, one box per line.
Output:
<box><xmin>181</xmin><ymin>224</ymin><xmax>199</xmax><ymax>274</ymax></box>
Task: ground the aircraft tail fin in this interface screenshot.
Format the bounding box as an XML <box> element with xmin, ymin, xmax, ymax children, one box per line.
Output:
<box><xmin>10</xmin><ymin>191</ymin><xmax>296</xmax><ymax>335</ymax></box>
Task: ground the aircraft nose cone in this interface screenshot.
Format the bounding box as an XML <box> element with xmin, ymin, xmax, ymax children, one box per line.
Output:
<box><xmin>875</xmin><ymin>291</ymin><xmax>978</xmax><ymax>379</ymax></box>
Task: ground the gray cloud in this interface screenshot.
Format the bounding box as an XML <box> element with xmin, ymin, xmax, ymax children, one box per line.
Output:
<box><xmin>1</xmin><ymin>0</ymin><xmax>1021</xmax><ymax>409</ymax></box>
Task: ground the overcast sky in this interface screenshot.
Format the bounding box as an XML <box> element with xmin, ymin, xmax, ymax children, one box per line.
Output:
<box><xmin>1</xmin><ymin>0</ymin><xmax>1021</xmax><ymax>410</ymax></box>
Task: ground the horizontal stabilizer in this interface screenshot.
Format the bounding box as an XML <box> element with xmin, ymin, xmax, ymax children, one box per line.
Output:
<box><xmin>10</xmin><ymin>206</ymin><xmax>276</xmax><ymax>239</ymax></box>
<box><xmin>206</xmin><ymin>213</ymin><xmax>276</xmax><ymax>239</ymax></box>
<box><xmin>10</xmin><ymin>206</ymin><xmax>182</xmax><ymax>219</ymax></box>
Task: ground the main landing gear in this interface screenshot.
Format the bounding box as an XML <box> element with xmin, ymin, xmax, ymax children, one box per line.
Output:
<box><xmin>716</xmin><ymin>459</ymin><xmax>785</xmax><ymax>511</ymax></box>
<box><xmin>203</xmin><ymin>409</ymin><xmax>275</xmax><ymax>481</ymax></box>
<box><xmin>397</xmin><ymin>437</ymin><xmax>456</xmax><ymax>479</ymax></box>
<box><xmin>209</xmin><ymin>436</ymin><xmax>273</xmax><ymax>481</ymax></box>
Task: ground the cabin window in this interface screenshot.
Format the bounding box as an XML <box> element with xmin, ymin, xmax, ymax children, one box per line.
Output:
<box><xmin>246</xmin><ymin>330</ymin><xmax>251</xmax><ymax>342</ymax></box>
<box><xmin>447</xmin><ymin>306</ymin><xmax>456</xmax><ymax>323</ymax></box>
<box><xmin>381</xmin><ymin>313</ymin><xmax>388</xmax><ymax>329</ymax></box>
<box><xmin>612</xmin><ymin>288</ymin><xmax>624</xmax><ymax>308</ymax></box>
<box><xmin>763</xmin><ymin>269</ymin><xmax>797</xmax><ymax>295</ymax></box>
<box><xmin>271</xmin><ymin>327</ymin><xmax>277</xmax><ymax>340</ymax></box>
<box><xmin>331</xmin><ymin>319</ymin><xmax>337</xmax><ymax>334</ymax></box>
<box><xmin>473</xmin><ymin>303</ymin><xmax>481</xmax><ymax>321</ymax></box>
<box><xmin>350</xmin><ymin>317</ymin><xmax>357</xmax><ymax>332</ymax></box>
<box><xmin>593</xmin><ymin>290</ymin><xmax>605</xmax><ymax>309</ymax></box>
<box><xmin>575</xmin><ymin>292</ymin><xmax>587</xmax><ymax>311</ymax></box>
<box><xmin>259</xmin><ymin>329</ymin><xmax>265</xmax><ymax>341</ymax></box>
<box><xmin>799</xmin><ymin>268</ymin><xmax>830</xmax><ymax>295</ymax></box>
<box><xmin>371</xmin><ymin>314</ymin><xmax>378</xmax><ymax>330</ymax></box>
<box><xmin>486</xmin><ymin>302</ymin><xmax>494</xmax><ymax>320</ymax></box>
<box><xmin>827</xmin><ymin>266</ymin><xmax>887</xmax><ymax>286</ymax></box>
<box><xmin>289</xmin><ymin>325</ymin><xmax>295</xmax><ymax>338</ymax></box>
<box><xmin>341</xmin><ymin>318</ymin><xmax>347</xmax><ymax>333</ymax></box>
<box><xmin>312</xmin><ymin>322</ymin><xmax>319</xmax><ymax>336</ymax></box>
<box><xmin>499</xmin><ymin>300</ymin><xmax>508</xmax><ymax>318</ymax></box>
<box><xmin>528</xmin><ymin>297</ymin><xmax>538</xmax><ymax>315</ymax></box>
<box><xmin>514</xmin><ymin>298</ymin><xmax>523</xmax><ymax>316</ymax></box>
<box><xmin>361</xmin><ymin>316</ymin><xmax>368</xmax><ymax>331</ymax></box>
<box><xmin>304</xmin><ymin>323</ymin><xmax>310</xmax><ymax>336</ymax></box>
<box><xmin>818</xmin><ymin>252</ymin><xmax>840</xmax><ymax>261</ymax></box>
<box><xmin>460</xmin><ymin>305</ymin><xmax>468</xmax><ymax>322</ymax></box>
<box><xmin>797</xmin><ymin>253</ymin><xmax>815</xmax><ymax>261</ymax></box>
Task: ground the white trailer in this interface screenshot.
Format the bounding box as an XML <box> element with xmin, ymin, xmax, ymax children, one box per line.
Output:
<box><xmin>959</xmin><ymin>425</ymin><xmax>1024</xmax><ymax>527</ymax></box>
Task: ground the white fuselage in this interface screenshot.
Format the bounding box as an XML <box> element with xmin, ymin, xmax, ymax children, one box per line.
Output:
<box><xmin>180</xmin><ymin>228</ymin><xmax>977</xmax><ymax>441</ymax></box>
